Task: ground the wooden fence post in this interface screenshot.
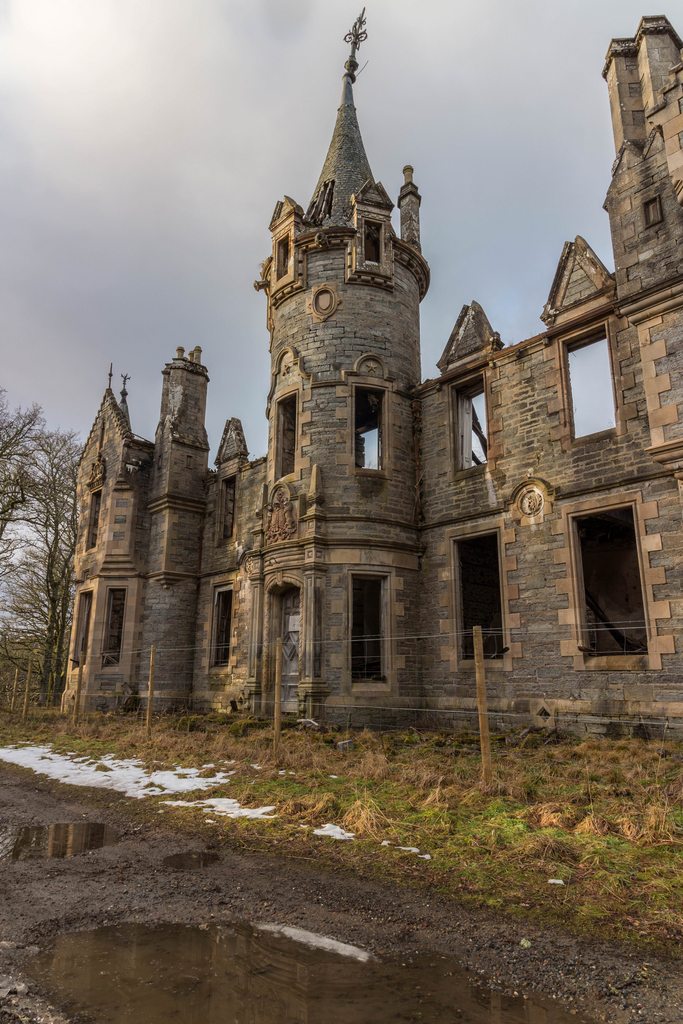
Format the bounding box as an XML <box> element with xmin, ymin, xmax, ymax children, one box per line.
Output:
<box><xmin>473</xmin><ymin>626</ymin><xmax>492</xmax><ymax>789</ymax></box>
<box><xmin>145</xmin><ymin>645</ymin><xmax>156</xmax><ymax>739</ymax></box>
<box><xmin>273</xmin><ymin>639</ymin><xmax>283</xmax><ymax>753</ymax></box>
<box><xmin>10</xmin><ymin>667</ymin><xmax>19</xmax><ymax>712</ymax></box>
<box><xmin>21</xmin><ymin>661</ymin><xmax>33</xmax><ymax>720</ymax></box>
<box><xmin>72</xmin><ymin>658</ymin><xmax>84</xmax><ymax>726</ymax></box>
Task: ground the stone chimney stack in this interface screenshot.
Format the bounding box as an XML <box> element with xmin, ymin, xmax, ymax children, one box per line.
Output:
<box><xmin>398</xmin><ymin>164</ymin><xmax>422</xmax><ymax>251</ymax></box>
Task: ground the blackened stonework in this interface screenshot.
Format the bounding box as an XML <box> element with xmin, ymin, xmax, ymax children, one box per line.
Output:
<box><xmin>67</xmin><ymin>15</ymin><xmax>683</xmax><ymax>734</ymax></box>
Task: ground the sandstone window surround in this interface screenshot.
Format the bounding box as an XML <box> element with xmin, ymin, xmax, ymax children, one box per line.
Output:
<box><xmin>275</xmin><ymin>392</ymin><xmax>298</xmax><ymax>480</ymax></box>
<box><xmin>86</xmin><ymin>489</ymin><xmax>102</xmax><ymax>550</ymax></box>
<box><xmin>643</xmin><ymin>194</ymin><xmax>663</xmax><ymax>228</ymax></box>
<box><xmin>363</xmin><ymin>219</ymin><xmax>382</xmax><ymax>264</ymax></box>
<box><xmin>455</xmin><ymin>533</ymin><xmax>505</xmax><ymax>661</ymax></box>
<box><xmin>72</xmin><ymin>590</ymin><xmax>93</xmax><ymax>667</ymax></box>
<box><xmin>554</xmin><ymin>321</ymin><xmax>624</xmax><ymax>445</ymax></box>
<box><xmin>354</xmin><ymin>386</ymin><xmax>384</xmax><ymax>470</ymax></box>
<box><xmin>450</xmin><ymin>375</ymin><xmax>489</xmax><ymax>473</ymax></box>
<box><xmin>219</xmin><ymin>474</ymin><xmax>237</xmax><ymax>542</ymax></box>
<box><xmin>349</xmin><ymin>571</ymin><xmax>391</xmax><ymax>687</ymax></box>
<box><xmin>211</xmin><ymin>587</ymin><xmax>233</xmax><ymax>668</ymax></box>
<box><xmin>275</xmin><ymin>234</ymin><xmax>290</xmax><ymax>281</ymax></box>
<box><xmin>101</xmin><ymin>588</ymin><xmax>126</xmax><ymax>667</ymax></box>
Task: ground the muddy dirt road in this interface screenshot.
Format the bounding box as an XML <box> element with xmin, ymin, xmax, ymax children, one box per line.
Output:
<box><xmin>1</xmin><ymin>764</ymin><xmax>681</xmax><ymax>1023</ymax></box>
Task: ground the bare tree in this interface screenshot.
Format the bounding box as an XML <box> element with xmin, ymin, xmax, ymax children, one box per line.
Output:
<box><xmin>0</xmin><ymin>390</ymin><xmax>42</xmax><ymax>576</ymax></box>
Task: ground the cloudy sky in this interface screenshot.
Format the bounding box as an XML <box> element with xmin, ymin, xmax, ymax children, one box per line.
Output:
<box><xmin>0</xmin><ymin>0</ymin><xmax>664</xmax><ymax>456</ymax></box>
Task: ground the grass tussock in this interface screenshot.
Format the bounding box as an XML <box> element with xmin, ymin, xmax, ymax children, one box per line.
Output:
<box><xmin>1</xmin><ymin>709</ymin><xmax>682</xmax><ymax>949</ymax></box>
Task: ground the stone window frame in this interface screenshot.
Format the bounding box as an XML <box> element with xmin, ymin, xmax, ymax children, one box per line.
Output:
<box><xmin>555</xmin><ymin>319</ymin><xmax>625</xmax><ymax>447</ymax></box>
<box><xmin>271</xmin><ymin>225</ymin><xmax>297</xmax><ymax>294</ymax></box>
<box><xmin>345</xmin><ymin>568</ymin><xmax>396</xmax><ymax>696</ymax></box>
<box><xmin>86</xmin><ymin>488</ymin><xmax>103</xmax><ymax>550</ymax></box>
<box><xmin>274</xmin><ymin>387</ymin><xmax>300</xmax><ymax>483</ymax></box>
<box><xmin>448</xmin><ymin>370</ymin><xmax>491</xmax><ymax>478</ymax></box>
<box><xmin>343</xmin><ymin>357</ymin><xmax>395</xmax><ymax>479</ymax></box>
<box><xmin>347</xmin><ymin>206</ymin><xmax>394</xmax><ymax>287</ymax></box>
<box><xmin>446</xmin><ymin>517</ymin><xmax>517</xmax><ymax>674</ymax></box>
<box><xmin>72</xmin><ymin>589</ymin><xmax>94</xmax><ymax>668</ymax></box>
<box><xmin>642</xmin><ymin>195</ymin><xmax>663</xmax><ymax>229</ymax></box>
<box><xmin>101</xmin><ymin>586</ymin><xmax>127</xmax><ymax>668</ymax></box>
<box><xmin>552</xmin><ymin>490</ymin><xmax>672</xmax><ymax>671</ymax></box>
<box><xmin>216</xmin><ymin>472</ymin><xmax>238</xmax><ymax>545</ymax></box>
<box><xmin>210</xmin><ymin>584</ymin><xmax>234</xmax><ymax>671</ymax></box>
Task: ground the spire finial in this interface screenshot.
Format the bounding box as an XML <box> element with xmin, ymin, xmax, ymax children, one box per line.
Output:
<box><xmin>120</xmin><ymin>373</ymin><xmax>130</xmax><ymax>398</ymax></box>
<box><xmin>343</xmin><ymin>8</ymin><xmax>367</xmax><ymax>83</ymax></box>
<box><xmin>107</xmin><ymin>362</ymin><xmax>113</xmax><ymax>389</ymax></box>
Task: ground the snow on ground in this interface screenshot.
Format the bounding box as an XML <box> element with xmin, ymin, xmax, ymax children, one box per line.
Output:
<box><xmin>313</xmin><ymin>823</ymin><xmax>355</xmax><ymax>840</ymax></box>
<box><xmin>0</xmin><ymin>745</ymin><xmax>234</xmax><ymax>799</ymax></box>
<box><xmin>163</xmin><ymin>797</ymin><xmax>276</xmax><ymax>820</ymax></box>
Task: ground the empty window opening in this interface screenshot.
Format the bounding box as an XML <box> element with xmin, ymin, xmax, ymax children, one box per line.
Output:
<box><xmin>643</xmin><ymin>196</ymin><xmax>662</xmax><ymax>227</ymax></box>
<box><xmin>351</xmin><ymin>577</ymin><xmax>384</xmax><ymax>680</ymax></box>
<box><xmin>355</xmin><ymin>388</ymin><xmax>383</xmax><ymax>469</ymax></box>
<box><xmin>221</xmin><ymin>475</ymin><xmax>236</xmax><ymax>540</ymax></box>
<box><xmin>453</xmin><ymin>379</ymin><xmax>488</xmax><ymax>470</ymax></box>
<box><xmin>276</xmin><ymin>394</ymin><xmax>297</xmax><ymax>478</ymax></box>
<box><xmin>102</xmin><ymin>589</ymin><xmax>126</xmax><ymax>667</ymax></box>
<box><xmin>87</xmin><ymin>490</ymin><xmax>102</xmax><ymax>549</ymax></box>
<box><xmin>457</xmin><ymin>534</ymin><xmax>503</xmax><ymax>659</ymax></box>
<box><xmin>364</xmin><ymin>220</ymin><xmax>382</xmax><ymax>263</ymax></box>
<box><xmin>575</xmin><ymin>507</ymin><xmax>647</xmax><ymax>655</ymax></box>
<box><xmin>212</xmin><ymin>589</ymin><xmax>233</xmax><ymax>667</ymax></box>
<box><xmin>73</xmin><ymin>591</ymin><xmax>93</xmax><ymax>666</ymax></box>
<box><xmin>276</xmin><ymin>236</ymin><xmax>290</xmax><ymax>279</ymax></box>
<box><xmin>567</xmin><ymin>337</ymin><xmax>616</xmax><ymax>437</ymax></box>
<box><xmin>306</xmin><ymin>178</ymin><xmax>335</xmax><ymax>225</ymax></box>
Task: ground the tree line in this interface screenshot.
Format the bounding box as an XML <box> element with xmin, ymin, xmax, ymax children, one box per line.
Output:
<box><xmin>0</xmin><ymin>389</ymin><xmax>80</xmax><ymax>704</ymax></box>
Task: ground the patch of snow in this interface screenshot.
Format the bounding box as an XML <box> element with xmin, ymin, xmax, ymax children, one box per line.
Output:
<box><xmin>0</xmin><ymin>745</ymin><xmax>234</xmax><ymax>800</ymax></box>
<box><xmin>328</xmin><ymin>774</ymin><xmax>339</xmax><ymax>779</ymax></box>
<box><xmin>398</xmin><ymin>846</ymin><xmax>420</xmax><ymax>854</ymax></box>
<box><xmin>418</xmin><ymin>854</ymin><xmax>432</xmax><ymax>860</ymax></box>
<box><xmin>256</xmin><ymin>924</ymin><xmax>372</xmax><ymax>962</ymax></box>
<box><xmin>250</xmin><ymin>763</ymin><xmax>263</xmax><ymax>770</ymax></box>
<box><xmin>313</xmin><ymin>823</ymin><xmax>355</xmax><ymax>841</ymax></box>
<box><xmin>164</xmin><ymin>797</ymin><xmax>276</xmax><ymax>820</ymax></box>
<box><xmin>548</xmin><ymin>878</ymin><xmax>565</xmax><ymax>885</ymax></box>
<box><xmin>381</xmin><ymin>840</ymin><xmax>392</xmax><ymax>846</ymax></box>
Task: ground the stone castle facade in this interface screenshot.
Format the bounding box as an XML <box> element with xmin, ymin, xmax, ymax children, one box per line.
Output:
<box><xmin>66</xmin><ymin>15</ymin><xmax>683</xmax><ymax>733</ymax></box>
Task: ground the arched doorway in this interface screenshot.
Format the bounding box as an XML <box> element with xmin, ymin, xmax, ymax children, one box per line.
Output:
<box><xmin>279</xmin><ymin>587</ymin><xmax>300</xmax><ymax>713</ymax></box>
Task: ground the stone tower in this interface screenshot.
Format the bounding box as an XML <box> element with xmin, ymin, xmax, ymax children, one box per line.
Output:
<box><xmin>247</xmin><ymin>10</ymin><xmax>429</xmax><ymax>716</ymax></box>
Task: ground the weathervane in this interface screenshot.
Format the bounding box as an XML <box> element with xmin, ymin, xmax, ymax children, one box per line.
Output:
<box><xmin>343</xmin><ymin>8</ymin><xmax>367</xmax><ymax>81</ymax></box>
<box><xmin>121</xmin><ymin>373</ymin><xmax>130</xmax><ymax>394</ymax></box>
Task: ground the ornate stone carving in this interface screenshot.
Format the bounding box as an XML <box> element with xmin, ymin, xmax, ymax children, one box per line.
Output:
<box><xmin>517</xmin><ymin>485</ymin><xmax>545</xmax><ymax>518</ymax></box>
<box><xmin>309</xmin><ymin>283</ymin><xmax>340</xmax><ymax>323</ymax></box>
<box><xmin>87</xmin><ymin>453</ymin><xmax>106</xmax><ymax>491</ymax></box>
<box><xmin>245</xmin><ymin>554</ymin><xmax>261</xmax><ymax>577</ymax></box>
<box><xmin>266</xmin><ymin>487</ymin><xmax>297</xmax><ymax>542</ymax></box>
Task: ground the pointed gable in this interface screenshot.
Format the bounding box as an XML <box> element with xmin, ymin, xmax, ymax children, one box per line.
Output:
<box><xmin>78</xmin><ymin>389</ymin><xmax>133</xmax><ymax>469</ymax></box>
<box><xmin>354</xmin><ymin>178</ymin><xmax>394</xmax><ymax>212</ymax></box>
<box><xmin>216</xmin><ymin>417</ymin><xmax>248</xmax><ymax>467</ymax></box>
<box><xmin>542</xmin><ymin>236</ymin><xmax>615</xmax><ymax>325</ymax></box>
<box><xmin>437</xmin><ymin>301</ymin><xmax>502</xmax><ymax>373</ymax></box>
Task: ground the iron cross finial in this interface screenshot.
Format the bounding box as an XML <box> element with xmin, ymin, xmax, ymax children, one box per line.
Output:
<box><xmin>107</xmin><ymin>362</ymin><xmax>113</xmax><ymax>389</ymax></box>
<box><xmin>344</xmin><ymin>8</ymin><xmax>367</xmax><ymax>79</ymax></box>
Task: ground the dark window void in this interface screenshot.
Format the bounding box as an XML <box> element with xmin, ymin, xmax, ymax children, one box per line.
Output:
<box><xmin>643</xmin><ymin>195</ymin><xmax>662</xmax><ymax>227</ymax></box>
<box><xmin>276</xmin><ymin>236</ymin><xmax>290</xmax><ymax>279</ymax></box>
<box><xmin>351</xmin><ymin>577</ymin><xmax>383</xmax><ymax>680</ymax></box>
<box><xmin>567</xmin><ymin>337</ymin><xmax>615</xmax><ymax>437</ymax></box>
<box><xmin>576</xmin><ymin>507</ymin><xmax>647</xmax><ymax>655</ymax></box>
<box><xmin>355</xmin><ymin>388</ymin><xmax>383</xmax><ymax>469</ymax></box>
<box><xmin>87</xmin><ymin>490</ymin><xmax>102</xmax><ymax>549</ymax></box>
<box><xmin>457</xmin><ymin>534</ymin><xmax>503</xmax><ymax>659</ymax></box>
<box><xmin>221</xmin><ymin>475</ymin><xmax>236</xmax><ymax>540</ymax></box>
<box><xmin>306</xmin><ymin>178</ymin><xmax>335</xmax><ymax>225</ymax></box>
<box><xmin>73</xmin><ymin>591</ymin><xmax>93</xmax><ymax>665</ymax></box>
<box><xmin>102</xmin><ymin>589</ymin><xmax>126</xmax><ymax>667</ymax></box>
<box><xmin>364</xmin><ymin>220</ymin><xmax>382</xmax><ymax>263</ymax></box>
<box><xmin>453</xmin><ymin>379</ymin><xmax>488</xmax><ymax>469</ymax></box>
<box><xmin>213</xmin><ymin>589</ymin><xmax>233</xmax><ymax>667</ymax></box>
<box><xmin>276</xmin><ymin>394</ymin><xmax>297</xmax><ymax>478</ymax></box>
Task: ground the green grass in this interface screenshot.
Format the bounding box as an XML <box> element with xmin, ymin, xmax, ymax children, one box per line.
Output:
<box><xmin>1</xmin><ymin>709</ymin><xmax>682</xmax><ymax>951</ymax></box>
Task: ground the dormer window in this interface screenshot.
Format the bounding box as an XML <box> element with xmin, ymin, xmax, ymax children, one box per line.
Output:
<box><xmin>276</xmin><ymin>235</ymin><xmax>290</xmax><ymax>280</ymax></box>
<box><xmin>363</xmin><ymin>220</ymin><xmax>382</xmax><ymax>263</ymax></box>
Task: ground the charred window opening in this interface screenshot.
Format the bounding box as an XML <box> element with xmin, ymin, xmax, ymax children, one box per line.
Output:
<box><xmin>567</xmin><ymin>337</ymin><xmax>615</xmax><ymax>437</ymax></box>
<box><xmin>351</xmin><ymin>576</ymin><xmax>384</xmax><ymax>680</ymax></box>
<box><xmin>102</xmin><ymin>589</ymin><xmax>126</xmax><ymax>667</ymax></box>
<box><xmin>275</xmin><ymin>236</ymin><xmax>290</xmax><ymax>280</ymax></box>
<box><xmin>364</xmin><ymin>220</ymin><xmax>382</xmax><ymax>263</ymax></box>
<box><xmin>212</xmin><ymin>589</ymin><xmax>233</xmax><ymax>667</ymax></box>
<box><xmin>276</xmin><ymin>394</ymin><xmax>297</xmax><ymax>478</ymax></box>
<box><xmin>73</xmin><ymin>591</ymin><xmax>93</xmax><ymax>666</ymax></box>
<box><xmin>221</xmin><ymin>475</ymin><xmax>236</xmax><ymax>540</ymax></box>
<box><xmin>643</xmin><ymin>195</ymin><xmax>662</xmax><ymax>228</ymax></box>
<box><xmin>453</xmin><ymin>379</ymin><xmax>488</xmax><ymax>470</ymax></box>
<box><xmin>457</xmin><ymin>534</ymin><xmax>503</xmax><ymax>659</ymax></box>
<box><xmin>87</xmin><ymin>490</ymin><xmax>102</xmax><ymax>549</ymax></box>
<box><xmin>305</xmin><ymin>178</ymin><xmax>335</xmax><ymax>225</ymax></box>
<box><xmin>575</xmin><ymin>507</ymin><xmax>647</xmax><ymax>655</ymax></box>
<box><xmin>355</xmin><ymin>388</ymin><xmax>383</xmax><ymax>470</ymax></box>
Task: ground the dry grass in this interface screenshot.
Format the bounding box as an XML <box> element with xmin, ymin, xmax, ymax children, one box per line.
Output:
<box><xmin>342</xmin><ymin>791</ymin><xmax>393</xmax><ymax>840</ymax></box>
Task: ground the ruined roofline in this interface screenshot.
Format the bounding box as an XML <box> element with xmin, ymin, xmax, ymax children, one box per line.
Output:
<box><xmin>602</xmin><ymin>14</ymin><xmax>683</xmax><ymax>78</ymax></box>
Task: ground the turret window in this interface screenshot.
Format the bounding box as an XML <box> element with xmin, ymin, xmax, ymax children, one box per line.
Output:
<box><xmin>87</xmin><ymin>490</ymin><xmax>102</xmax><ymax>549</ymax></box>
<box><xmin>221</xmin><ymin>475</ymin><xmax>237</xmax><ymax>540</ymax></box>
<box><xmin>351</xmin><ymin>576</ymin><xmax>385</xmax><ymax>680</ymax></box>
<box><xmin>355</xmin><ymin>387</ymin><xmax>383</xmax><ymax>470</ymax></box>
<box><xmin>276</xmin><ymin>236</ymin><xmax>290</xmax><ymax>279</ymax></box>
<box><xmin>73</xmin><ymin>591</ymin><xmax>93</xmax><ymax>666</ymax></box>
<box><xmin>102</xmin><ymin>589</ymin><xmax>126</xmax><ymax>667</ymax></box>
<box><xmin>363</xmin><ymin>220</ymin><xmax>382</xmax><ymax>263</ymax></box>
<box><xmin>276</xmin><ymin>394</ymin><xmax>297</xmax><ymax>478</ymax></box>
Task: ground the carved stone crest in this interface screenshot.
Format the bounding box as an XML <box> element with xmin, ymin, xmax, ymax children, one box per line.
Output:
<box><xmin>87</xmin><ymin>453</ymin><xmax>106</xmax><ymax>491</ymax></box>
<box><xmin>517</xmin><ymin>485</ymin><xmax>544</xmax><ymax>518</ymax></box>
<box><xmin>266</xmin><ymin>487</ymin><xmax>297</xmax><ymax>542</ymax></box>
<box><xmin>245</xmin><ymin>555</ymin><xmax>261</xmax><ymax>577</ymax></box>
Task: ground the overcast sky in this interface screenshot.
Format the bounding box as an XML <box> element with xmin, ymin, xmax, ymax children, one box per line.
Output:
<box><xmin>0</xmin><ymin>0</ymin><xmax>666</xmax><ymax>456</ymax></box>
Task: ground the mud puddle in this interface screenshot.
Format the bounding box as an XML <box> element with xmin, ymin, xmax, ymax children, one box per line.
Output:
<box><xmin>0</xmin><ymin>822</ymin><xmax>115</xmax><ymax>861</ymax></box>
<box><xmin>162</xmin><ymin>850</ymin><xmax>219</xmax><ymax>870</ymax></box>
<box><xmin>29</xmin><ymin>921</ymin><xmax>590</xmax><ymax>1023</ymax></box>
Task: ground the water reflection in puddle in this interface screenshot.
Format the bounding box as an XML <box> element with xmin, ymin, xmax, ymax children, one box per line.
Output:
<box><xmin>30</xmin><ymin>922</ymin><xmax>590</xmax><ymax>1024</ymax></box>
<box><xmin>0</xmin><ymin>823</ymin><xmax>115</xmax><ymax>861</ymax></box>
<box><xmin>162</xmin><ymin>851</ymin><xmax>219</xmax><ymax>870</ymax></box>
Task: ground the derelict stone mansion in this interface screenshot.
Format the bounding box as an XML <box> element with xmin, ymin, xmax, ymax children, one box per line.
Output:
<box><xmin>67</xmin><ymin>15</ymin><xmax>683</xmax><ymax>732</ymax></box>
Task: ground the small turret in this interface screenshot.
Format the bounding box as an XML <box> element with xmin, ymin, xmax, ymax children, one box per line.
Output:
<box><xmin>398</xmin><ymin>165</ymin><xmax>422</xmax><ymax>251</ymax></box>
